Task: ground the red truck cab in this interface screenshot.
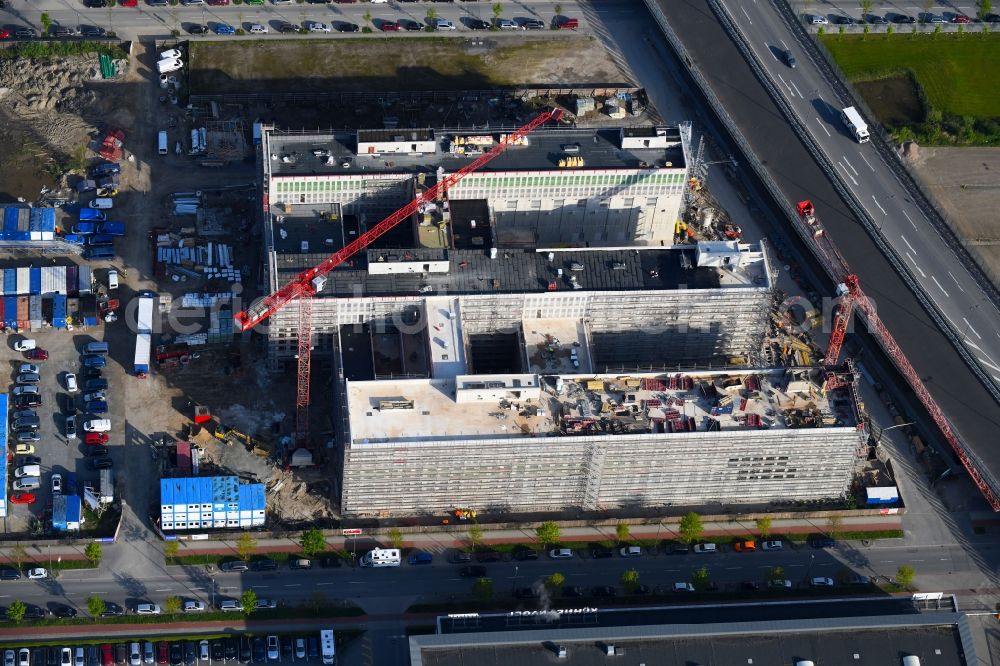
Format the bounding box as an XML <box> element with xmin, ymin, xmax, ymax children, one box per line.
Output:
<box><xmin>557</xmin><ymin>17</ymin><xmax>579</xmax><ymax>30</ymax></box>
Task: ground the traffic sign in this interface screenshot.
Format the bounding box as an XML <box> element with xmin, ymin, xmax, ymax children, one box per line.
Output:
<box><xmin>342</xmin><ymin>528</ymin><xmax>363</xmax><ymax>536</ymax></box>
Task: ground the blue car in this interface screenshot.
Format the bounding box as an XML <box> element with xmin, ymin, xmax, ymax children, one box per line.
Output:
<box><xmin>82</xmin><ymin>355</ymin><xmax>106</xmax><ymax>368</ymax></box>
<box><xmin>85</xmin><ymin>400</ymin><xmax>109</xmax><ymax>414</ymax></box>
<box><xmin>214</xmin><ymin>23</ymin><xmax>235</xmax><ymax>34</ymax></box>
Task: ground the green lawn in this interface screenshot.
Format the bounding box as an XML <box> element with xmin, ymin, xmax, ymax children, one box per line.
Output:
<box><xmin>821</xmin><ymin>33</ymin><xmax>1000</xmax><ymax>118</ymax></box>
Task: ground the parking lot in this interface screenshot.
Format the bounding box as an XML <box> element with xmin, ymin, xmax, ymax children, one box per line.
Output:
<box><xmin>0</xmin><ymin>632</ymin><xmax>340</xmax><ymax>666</ymax></box>
<box><xmin>3</xmin><ymin>295</ymin><xmax>124</xmax><ymax>535</ymax></box>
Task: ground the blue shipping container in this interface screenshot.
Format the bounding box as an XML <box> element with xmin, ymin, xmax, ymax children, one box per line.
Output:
<box><xmin>3</xmin><ymin>208</ymin><xmax>19</xmax><ymax>233</ymax></box>
<box><xmin>52</xmin><ymin>294</ymin><xmax>67</xmax><ymax>329</ymax></box>
<box><xmin>41</xmin><ymin>209</ymin><xmax>56</xmax><ymax>232</ymax></box>
<box><xmin>3</xmin><ymin>296</ymin><xmax>16</xmax><ymax>328</ymax></box>
<box><xmin>3</xmin><ymin>270</ymin><xmax>15</xmax><ymax>295</ymax></box>
<box><xmin>29</xmin><ymin>268</ymin><xmax>41</xmax><ymax>295</ymax></box>
<box><xmin>9</xmin><ymin>232</ymin><xmax>30</xmax><ymax>241</ymax></box>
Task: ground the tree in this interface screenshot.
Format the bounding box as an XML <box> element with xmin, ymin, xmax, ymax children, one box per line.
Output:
<box><xmin>8</xmin><ymin>600</ymin><xmax>25</xmax><ymax>624</ymax></box>
<box><xmin>236</xmin><ymin>533</ymin><xmax>257</xmax><ymax>562</ymax></box>
<box><xmin>922</xmin><ymin>0</ymin><xmax>934</xmax><ymax>11</ymax></box>
<box><xmin>164</xmin><ymin>596</ymin><xmax>182</xmax><ymax>615</ymax></box>
<box><xmin>472</xmin><ymin>577</ymin><xmax>493</xmax><ymax>602</ymax></box>
<box><xmin>544</xmin><ymin>572</ymin><xmax>565</xmax><ymax>596</ymax></box>
<box><xmin>10</xmin><ymin>544</ymin><xmax>27</xmax><ymax>570</ymax></box>
<box><xmin>40</xmin><ymin>13</ymin><xmax>52</xmax><ymax>34</ymax></box>
<box><xmin>241</xmin><ymin>589</ymin><xmax>257</xmax><ymax>614</ymax></box>
<box><xmin>86</xmin><ymin>595</ymin><xmax>106</xmax><ymax>618</ymax></box>
<box><xmin>362</xmin><ymin>10</ymin><xmax>372</xmax><ymax>29</ymax></box>
<box><xmin>769</xmin><ymin>566</ymin><xmax>785</xmax><ymax>581</ymax></box>
<box><xmin>826</xmin><ymin>515</ymin><xmax>843</xmax><ymax>533</ymax></box>
<box><xmin>620</xmin><ymin>568</ymin><xmax>640</xmax><ymax>593</ymax></box>
<box><xmin>468</xmin><ymin>523</ymin><xmax>483</xmax><ymax>552</ymax></box>
<box><xmin>886</xmin><ymin>23</ymin><xmax>894</xmax><ymax>36</ymax></box>
<box><xmin>978</xmin><ymin>0</ymin><xmax>993</xmax><ymax>20</ymax></box>
<box><xmin>615</xmin><ymin>522</ymin><xmax>630</xmax><ymax>543</ymax></box>
<box><xmin>300</xmin><ymin>528</ymin><xmax>326</xmax><ymax>558</ymax></box>
<box><xmin>678</xmin><ymin>512</ymin><xmax>703</xmax><ymax>544</ymax></box>
<box><xmin>426</xmin><ymin>7</ymin><xmax>437</xmax><ymax>23</ymax></box>
<box><xmin>535</xmin><ymin>521</ymin><xmax>560</xmax><ymax>547</ymax></box>
<box><xmin>755</xmin><ymin>517</ymin><xmax>772</xmax><ymax>539</ymax></box>
<box><xmin>896</xmin><ymin>565</ymin><xmax>916</xmax><ymax>588</ymax></box>
<box><xmin>85</xmin><ymin>542</ymin><xmax>103</xmax><ymax>566</ymax></box>
<box><xmin>691</xmin><ymin>566</ymin><xmax>710</xmax><ymax>591</ymax></box>
<box><xmin>387</xmin><ymin>528</ymin><xmax>404</xmax><ymax>550</ymax></box>
<box><xmin>164</xmin><ymin>541</ymin><xmax>180</xmax><ymax>562</ymax></box>
<box><xmin>492</xmin><ymin>2</ymin><xmax>503</xmax><ymax>20</ymax></box>
<box><xmin>554</xmin><ymin>3</ymin><xmax>563</xmax><ymax>17</ymax></box>
<box><xmin>858</xmin><ymin>0</ymin><xmax>873</xmax><ymax>16</ymax></box>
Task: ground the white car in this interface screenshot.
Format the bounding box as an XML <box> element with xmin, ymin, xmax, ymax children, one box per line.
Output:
<box><xmin>434</xmin><ymin>19</ymin><xmax>456</xmax><ymax>30</ymax></box>
<box><xmin>619</xmin><ymin>546</ymin><xmax>642</xmax><ymax>557</ymax></box>
<box><xmin>159</xmin><ymin>48</ymin><xmax>182</xmax><ymax>60</ymax></box>
<box><xmin>768</xmin><ymin>578</ymin><xmax>792</xmax><ymax>589</ymax></box>
<box><xmin>128</xmin><ymin>645</ymin><xmax>141</xmax><ymax>666</ymax></box>
<box><xmin>84</xmin><ymin>419</ymin><xmax>112</xmax><ymax>432</ymax></box>
<box><xmin>52</xmin><ymin>473</ymin><xmax>63</xmax><ymax>494</ymax></box>
<box><xmin>249</xmin><ymin>23</ymin><xmax>268</xmax><ymax>34</ymax></box>
<box><xmin>108</xmin><ymin>269</ymin><xmax>119</xmax><ymax>290</ymax></box>
<box><xmin>198</xmin><ymin>642</ymin><xmax>209</xmax><ymax>662</ymax></box>
<box><xmin>60</xmin><ymin>648</ymin><xmax>73</xmax><ymax>666</ymax></box>
<box><xmin>761</xmin><ymin>540</ymin><xmax>783</xmax><ymax>551</ymax></box>
<box><xmin>19</xmin><ymin>363</ymin><xmax>40</xmax><ymax>375</ymax></box>
<box><xmin>306</xmin><ymin>21</ymin><xmax>331</xmax><ymax>33</ymax></box>
<box><xmin>810</xmin><ymin>577</ymin><xmax>834</xmax><ymax>587</ymax></box>
<box><xmin>4</xmin><ymin>650</ymin><xmax>14</xmax><ymax>666</ymax></box>
<box><xmin>13</xmin><ymin>385</ymin><xmax>39</xmax><ymax>396</ymax></box>
<box><xmin>74</xmin><ymin>649</ymin><xmax>83</xmax><ymax>666</ymax></box>
<box><xmin>27</xmin><ymin>567</ymin><xmax>48</xmax><ymax>579</ymax></box>
<box><xmin>134</xmin><ymin>603</ymin><xmax>161</xmax><ymax>614</ymax></box>
<box><xmin>66</xmin><ymin>372</ymin><xmax>79</xmax><ymax>392</ymax></box>
<box><xmin>183</xmin><ymin>600</ymin><xmax>206</xmax><ymax>613</ymax></box>
<box><xmin>548</xmin><ymin>548</ymin><xmax>573</xmax><ymax>559</ymax></box>
<box><xmin>17</xmin><ymin>650</ymin><xmax>29</xmax><ymax>666</ymax></box>
<box><xmin>810</xmin><ymin>15</ymin><xmax>828</xmax><ymax>24</ymax></box>
<box><xmin>673</xmin><ymin>582</ymin><xmax>695</xmax><ymax>592</ymax></box>
<box><xmin>14</xmin><ymin>339</ymin><xmax>36</xmax><ymax>352</ymax></box>
<box><xmin>266</xmin><ymin>637</ymin><xmax>279</xmax><ymax>661</ymax></box>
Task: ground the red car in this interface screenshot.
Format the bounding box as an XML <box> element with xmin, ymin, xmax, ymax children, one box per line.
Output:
<box><xmin>121</xmin><ymin>0</ymin><xmax>138</xmax><ymax>6</ymax></box>
<box><xmin>101</xmin><ymin>645</ymin><xmax>113</xmax><ymax>666</ymax></box>
<box><xmin>0</xmin><ymin>29</ymin><xmax>11</xmax><ymax>40</ymax></box>
<box><xmin>157</xmin><ymin>643</ymin><xmax>168</xmax><ymax>665</ymax></box>
<box><xmin>85</xmin><ymin>432</ymin><xmax>109</xmax><ymax>445</ymax></box>
<box><xmin>380</xmin><ymin>21</ymin><xmax>400</xmax><ymax>31</ymax></box>
<box><xmin>952</xmin><ymin>14</ymin><xmax>970</xmax><ymax>23</ymax></box>
<box><xmin>10</xmin><ymin>493</ymin><xmax>36</xmax><ymax>505</ymax></box>
<box><xmin>25</xmin><ymin>348</ymin><xmax>48</xmax><ymax>361</ymax></box>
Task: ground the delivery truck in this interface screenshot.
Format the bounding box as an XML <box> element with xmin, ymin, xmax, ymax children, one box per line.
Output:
<box><xmin>841</xmin><ymin>106</ymin><xmax>870</xmax><ymax>143</ymax></box>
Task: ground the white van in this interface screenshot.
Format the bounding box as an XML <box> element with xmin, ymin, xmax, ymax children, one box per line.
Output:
<box><xmin>13</xmin><ymin>477</ymin><xmax>41</xmax><ymax>491</ymax></box>
<box><xmin>248</xmin><ymin>24</ymin><xmax>268</xmax><ymax>34</ymax></box>
<box><xmin>359</xmin><ymin>548</ymin><xmax>401</xmax><ymax>568</ymax></box>
<box><xmin>89</xmin><ymin>198</ymin><xmax>114</xmax><ymax>210</ymax></box>
<box><xmin>693</xmin><ymin>543</ymin><xmax>717</xmax><ymax>553</ymax></box>
<box><xmin>84</xmin><ymin>418</ymin><xmax>112</xmax><ymax>432</ymax></box>
<box><xmin>156</xmin><ymin>58</ymin><xmax>183</xmax><ymax>74</ymax></box>
<box><xmin>107</xmin><ymin>269</ymin><xmax>119</xmax><ymax>291</ymax></box>
<box><xmin>159</xmin><ymin>48</ymin><xmax>182</xmax><ymax>61</ymax></box>
<box><xmin>14</xmin><ymin>464</ymin><xmax>41</xmax><ymax>478</ymax></box>
<box><xmin>158</xmin><ymin>131</ymin><xmax>168</xmax><ymax>156</ymax></box>
<box><xmin>319</xmin><ymin>630</ymin><xmax>335</xmax><ymax>666</ymax></box>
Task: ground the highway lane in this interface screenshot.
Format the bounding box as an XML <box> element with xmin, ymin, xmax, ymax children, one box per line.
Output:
<box><xmin>0</xmin><ymin>542</ymin><xmax>984</xmax><ymax>615</ymax></box>
<box><xmin>0</xmin><ymin>0</ymin><xmax>577</xmax><ymax>39</ymax></box>
<box><xmin>724</xmin><ymin>1</ymin><xmax>1000</xmax><ymax>411</ymax></box>
<box><xmin>649</xmin><ymin>0</ymin><xmax>1000</xmax><ymax>506</ymax></box>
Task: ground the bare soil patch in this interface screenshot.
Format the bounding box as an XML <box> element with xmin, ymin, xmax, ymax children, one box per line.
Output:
<box><xmin>189</xmin><ymin>35</ymin><xmax>628</xmax><ymax>94</ymax></box>
<box><xmin>855</xmin><ymin>74</ymin><xmax>924</xmax><ymax>126</ymax></box>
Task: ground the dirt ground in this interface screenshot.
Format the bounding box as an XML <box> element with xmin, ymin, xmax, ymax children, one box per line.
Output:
<box><xmin>190</xmin><ymin>35</ymin><xmax>629</xmax><ymax>93</ymax></box>
<box><xmin>906</xmin><ymin>145</ymin><xmax>1000</xmax><ymax>288</ymax></box>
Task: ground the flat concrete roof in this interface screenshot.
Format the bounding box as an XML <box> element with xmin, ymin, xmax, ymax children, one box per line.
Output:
<box><xmin>275</xmin><ymin>245</ymin><xmax>769</xmax><ymax>299</ymax></box>
<box><xmin>267</xmin><ymin>127</ymin><xmax>684</xmax><ymax>177</ymax></box>
<box><xmin>346</xmin><ymin>366</ymin><xmax>859</xmax><ymax>443</ymax></box>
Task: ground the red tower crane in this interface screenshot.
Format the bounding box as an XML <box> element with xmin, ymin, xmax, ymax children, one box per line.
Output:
<box><xmin>794</xmin><ymin>200</ymin><xmax>1000</xmax><ymax>511</ymax></box>
<box><xmin>235</xmin><ymin>108</ymin><xmax>564</xmax><ymax>446</ymax></box>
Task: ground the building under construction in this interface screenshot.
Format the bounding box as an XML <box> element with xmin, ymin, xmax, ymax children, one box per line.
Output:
<box><xmin>254</xmin><ymin>121</ymin><xmax>867</xmax><ymax>516</ymax></box>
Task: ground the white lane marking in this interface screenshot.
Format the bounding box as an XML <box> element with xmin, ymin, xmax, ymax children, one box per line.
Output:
<box><xmin>963</xmin><ymin>318</ymin><xmax>982</xmax><ymax>339</ymax></box>
<box><xmin>790</xmin><ymin>80</ymin><xmax>803</xmax><ymax>98</ymax></box>
<box><xmin>766</xmin><ymin>42</ymin><xmax>779</xmax><ymax>61</ymax></box>
<box><xmin>254</xmin><ymin>585</ymin><xmax>269</xmax><ymax>589</ymax></box>
<box><xmin>977</xmin><ymin>356</ymin><xmax>1000</xmax><ymax>372</ymax></box>
<box><xmin>948</xmin><ymin>271</ymin><xmax>966</xmax><ymax>292</ymax></box>
<box><xmin>317</xmin><ymin>582</ymin><xmax>335</xmax><ymax>586</ymax></box>
<box><xmin>902</xmin><ymin>209</ymin><xmax>917</xmax><ymax>230</ymax></box>
<box><xmin>837</xmin><ymin>161</ymin><xmax>858</xmax><ymax>186</ymax></box>
<box><xmin>993</xmin><ymin>373</ymin><xmax>1000</xmax><ymax>382</ymax></box>
<box><xmin>741</xmin><ymin>6</ymin><xmax>753</xmax><ymax>23</ymax></box>
<box><xmin>931</xmin><ymin>275</ymin><xmax>949</xmax><ymax>297</ymax></box>
<box><xmin>780</xmin><ymin>38</ymin><xmax>788</xmax><ymax>49</ymax></box>
<box><xmin>871</xmin><ymin>195</ymin><xmax>886</xmax><ymax>216</ymax></box>
<box><xmin>843</xmin><ymin>156</ymin><xmax>859</xmax><ymax>176</ymax></box>
<box><xmin>905</xmin><ymin>252</ymin><xmax>926</xmax><ymax>277</ymax></box>
<box><xmin>776</xmin><ymin>73</ymin><xmax>794</xmax><ymax>95</ymax></box>
<box><xmin>284</xmin><ymin>583</ymin><xmax>301</xmax><ymax>587</ymax></box>
<box><xmin>154</xmin><ymin>588</ymin><xmax>172</xmax><ymax>592</ymax></box>
<box><xmin>0</xmin><ymin>595</ymin><xmax>8</xmax><ymax>599</ymax></box>
<box><xmin>900</xmin><ymin>234</ymin><xmax>916</xmax><ymax>255</ymax></box>
<box><xmin>725</xmin><ymin>566</ymin><xmax>741</xmax><ymax>570</ymax></box>
<box><xmin>858</xmin><ymin>151</ymin><xmax>875</xmax><ymax>171</ymax></box>
<box><xmin>816</xmin><ymin>117</ymin><xmax>831</xmax><ymax>136</ymax></box>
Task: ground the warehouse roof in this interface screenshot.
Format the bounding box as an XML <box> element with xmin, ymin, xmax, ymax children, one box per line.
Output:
<box><xmin>275</xmin><ymin>244</ymin><xmax>769</xmax><ymax>298</ymax></box>
<box><xmin>266</xmin><ymin>126</ymin><xmax>684</xmax><ymax>177</ymax></box>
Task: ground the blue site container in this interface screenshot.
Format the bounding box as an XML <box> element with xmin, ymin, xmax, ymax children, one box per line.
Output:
<box><xmin>3</xmin><ymin>208</ymin><xmax>19</xmax><ymax>234</ymax></box>
<box><xmin>3</xmin><ymin>270</ymin><xmax>15</xmax><ymax>295</ymax></box>
<box><xmin>3</xmin><ymin>296</ymin><xmax>16</xmax><ymax>328</ymax></box>
<box><xmin>29</xmin><ymin>268</ymin><xmax>41</xmax><ymax>295</ymax></box>
<box><xmin>52</xmin><ymin>294</ymin><xmax>67</xmax><ymax>329</ymax></box>
<box><xmin>9</xmin><ymin>232</ymin><xmax>30</xmax><ymax>241</ymax></box>
<box><xmin>41</xmin><ymin>209</ymin><xmax>56</xmax><ymax>232</ymax></box>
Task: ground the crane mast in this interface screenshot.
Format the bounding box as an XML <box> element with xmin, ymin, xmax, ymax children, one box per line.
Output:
<box><xmin>794</xmin><ymin>200</ymin><xmax>1000</xmax><ymax>510</ymax></box>
<box><xmin>237</xmin><ymin>108</ymin><xmax>564</xmax><ymax>446</ymax></box>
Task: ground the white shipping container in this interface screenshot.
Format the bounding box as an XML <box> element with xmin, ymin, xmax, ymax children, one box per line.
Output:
<box><xmin>0</xmin><ymin>269</ymin><xmax>6</xmax><ymax>296</ymax></box>
<box><xmin>41</xmin><ymin>266</ymin><xmax>65</xmax><ymax>295</ymax></box>
<box><xmin>16</xmin><ymin>267</ymin><xmax>30</xmax><ymax>295</ymax></box>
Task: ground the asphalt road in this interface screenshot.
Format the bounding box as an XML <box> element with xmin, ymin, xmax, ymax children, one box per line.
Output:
<box><xmin>0</xmin><ymin>0</ymin><xmax>577</xmax><ymax>39</ymax></box>
<box><xmin>0</xmin><ymin>541</ymin><xmax>986</xmax><ymax>617</ymax></box>
<box><xmin>649</xmin><ymin>0</ymin><xmax>1000</xmax><ymax>506</ymax></box>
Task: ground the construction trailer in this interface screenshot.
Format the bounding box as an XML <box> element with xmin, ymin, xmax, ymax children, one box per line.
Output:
<box><xmin>133</xmin><ymin>292</ymin><xmax>156</xmax><ymax>376</ymax></box>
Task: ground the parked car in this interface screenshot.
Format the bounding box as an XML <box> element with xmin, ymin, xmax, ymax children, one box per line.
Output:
<box><xmin>548</xmin><ymin>548</ymin><xmax>573</xmax><ymax>559</ymax></box>
<box><xmin>16</xmin><ymin>372</ymin><xmax>40</xmax><ymax>384</ymax></box>
<box><xmin>52</xmin><ymin>474</ymin><xmax>62</xmax><ymax>494</ymax></box>
<box><xmin>251</xmin><ymin>558</ymin><xmax>278</xmax><ymax>571</ymax></box>
<box><xmin>102</xmin><ymin>602</ymin><xmax>125</xmax><ymax>617</ymax></box>
<box><xmin>82</xmin><ymin>354</ymin><xmax>107</xmax><ymax>368</ymax></box>
<box><xmin>380</xmin><ymin>21</ymin><xmax>400</xmax><ymax>32</ymax></box>
<box><xmin>673</xmin><ymin>582</ymin><xmax>695</xmax><ymax>592</ymax></box>
<box><xmin>458</xmin><ymin>565</ymin><xmax>487</xmax><ymax>577</ymax></box>
<box><xmin>265</xmin><ymin>637</ymin><xmax>279</xmax><ymax>662</ymax></box>
<box><xmin>9</xmin><ymin>493</ymin><xmax>35</xmax><ymax>505</ymax></box>
<box><xmin>733</xmin><ymin>540</ymin><xmax>757</xmax><ymax>552</ymax></box>
<box><xmin>65</xmin><ymin>415</ymin><xmax>77</xmax><ymax>439</ymax></box>
<box><xmin>25</xmin><ymin>348</ymin><xmax>49</xmax><ymax>360</ymax></box>
<box><xmin>289</xmin><ymin>559</ymin><xmax>312</xmax><ymax>570</ymax></box>
<box><xmin>590</xmin><ymin>546</ymin><xmax>614</xmax><ymax>559</ymax></box>
<box><xmin>808</xmin><ymin>535</ymin><xmax>836</xmax><ymax>548</ymax></box>
<box><xmin>16</xmin><ymin>430</ymin><xmax>40</xmax><ymax>443</ymax></box>
<box><xmin>13</xmin><ymin>339</ymin><xmax>36</xmax><ymax>352</ymax></box>
<box><xmin>468</xmin><ymin>18</ymin><xmax>490</xmax><ymax>30</ymax></box>
<box><xmin>27</xmin><ymin>568</ymin><xmax>48</xmax><ymax>580</ymax></box>
<box><xmin>182</xmin><ymin>601</ymin><xmax>205</xmax><ymax>613</ymax></box>
<box><xmin>276</xmin><ymin>22</ymin><xmax>298</xmax><ymax>33</ymax></box>
<box><xmin>306</xmin><ymin>21</ymin><xmax>331</xmax><ymax>32</ymax></box>
<box><xmin>86</xmin><ymin>400</ymin><xmax>110</xmax><ymax>414</ymax></box>
<box><xmin>512</xmin><ymin>548</ymin><xmax>539</xmax><ymax>561</ymax></box>
<box><xmin>52</xmin><ymin>604</ymin><xmax>77</xmax><ymax>618</ymax></box>
<box><xmin>521</xmin><ymin>18</ymin><xmax>545</xmax><ymax>29</ymax></box>
<box><xmin>13</xmin><ymin>385</ymin><xmax>39</xmax><ymax>397</ymax></box>
<box><xmin>407</xmin><ymin>552</ymin><xmax>433</xmax><ymax>565</ymax></box>
<box><xmin>218</xmin><ymin>599</ymin><xmax>244</xmax><ymax>612</ymax></box>
<box><xmin>86</xmin><ymin>446</ymin><xmax>109</xmax><ymax>458</ymax></box>
<box><xmin>134</xmin><ymin>603</ymin><xmax>161</xmax><ymax>614</ymax></box>
<box><xmin>768</xmin><ymin>578</ymin><xmax>793</xmax><ymax>589</ymax></box>
<box><xmin>476</xmin><ymin>551</ymin><xmax>501</xmax><ymax>563</ymax></box>
<box><xmin>85</xmin><ymin>432</ymin><xmax>109</xmax><ymax>445</ymax></box>
<box><xmin>434</xmin><ymin>19</ymin><xmax>455</xmax><ymax>30</ymax></box>
<box><xmin>212</xmin><ymin>23</ymin><xmax>236</xmax><ymax>35</ymax></box>
<box><xmin>810</xmin><ymin>577</ymin><xmax>835</xmax><ymax>587</ymax></box>
<box><xmin>89</xmin><ymin>457</ymin><xmax>114</xmax><ymax>470</ymax></box>
<box><xmin>187</xmin><ymin>24</ymin><xmax>209</xmax><ymax>35</ymax></box>
<box><xmin>761</xmin><ymin>540</ymin><xmax>783</xmax><ymax>551</ymax></box>
<box><xmin>80</xmin><ymin>25</ymin><xmax>107</xmax><ymax>37</ymax></box>
<box><xmin>620</xmin><ymin>546</ymin><xmax>642</xmax><ymax>557</ymax></box>
<box><xmin>255</xmin><ymin>599</ymin><xmax>277</xmax><ymax>610</ymax></box>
